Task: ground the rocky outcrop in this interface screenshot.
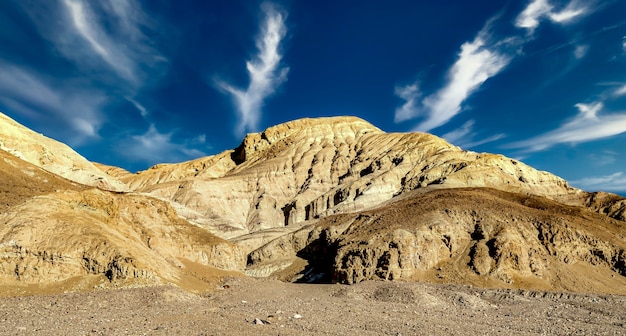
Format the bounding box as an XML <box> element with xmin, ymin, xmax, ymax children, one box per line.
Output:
<box><xmin>582</xmin><ymin>192</ymin><xmax>626</xmax><ymax>222</ymax></box>
<box><xmin>0</xmin><ymin>113</ymin><xmax>128</xmax><ymax>191</ymax></box>
<box><xmin>247</xmin><ymin>188</ymin><xmax>626</xmax><ymax>293</ymax></box>
<box><xmin>0</xmin><ymin>187</ymin><xmax>245</xmax><ymax>286</ymax></box>
<box><xmin>121</xmin><ymin>117</ymin><xmax>588</xmax><ymax>242</ymax></box>
<box><xmin>2</xmin><ymin>113</ymin><xmax>626</xmax><ymax>295</ymax></box>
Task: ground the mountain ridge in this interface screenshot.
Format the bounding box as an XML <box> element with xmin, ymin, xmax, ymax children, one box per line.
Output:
<box><xmin>1</xmin><ymin>111</ymin><xmax>625</xmax><ymax>294</ymax></box>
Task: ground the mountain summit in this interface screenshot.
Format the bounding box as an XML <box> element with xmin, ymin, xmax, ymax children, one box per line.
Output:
<box><xmin>0</xmin><ymin>113</ymin><xmax>625</xmax><ymax>294</ymax></box>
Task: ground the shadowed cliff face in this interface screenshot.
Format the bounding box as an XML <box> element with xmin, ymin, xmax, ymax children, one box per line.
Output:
<box><xmin>1</xmin><ymin>112</ymin><xmax>626</xmax><ymax>295</ymax></box>
<box><xmin>247</xmin><ymin>188</ymin><xmax>626</xmax><ymax>294</ymax></box>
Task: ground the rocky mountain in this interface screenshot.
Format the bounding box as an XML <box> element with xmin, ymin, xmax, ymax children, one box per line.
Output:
<box><xmin>1</xmin><ymin>112</ymin><xmax>625</xmax><ymax>294</ymax></box>
<box><xmin>0</xmin><ymin>113</ymin><xmax>127</xmax><ymax>191</ymax></box>
<box><xmin>121</xmin><ymin>117</ymin><xmax>585</xmax><ymax>238</ymax></box>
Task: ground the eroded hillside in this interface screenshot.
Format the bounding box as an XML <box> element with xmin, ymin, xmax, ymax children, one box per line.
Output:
<box><xmin>1</xmin><ymin>112</ymin><xmax>625</xmax><ymax>295</ymax></box>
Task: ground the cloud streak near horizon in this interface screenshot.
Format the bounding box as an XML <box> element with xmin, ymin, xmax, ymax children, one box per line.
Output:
<box><xmin>216</xmin><ymin>3</ymin><xmax>289</xmax><ymax>137</ymax></box>
<box><xmin>0</xmin><ymin>0</ymin><xmax>167</xmax><ymax>144</ymax></box>
<box><xmin>570</xmin><ymin>172</ymin><xmax>626</xmax><ymax>193</ymax></box>
<box><xmin>0</xmin><ymin>63</ymin><xmax>105</xmax><ymax>144</ymax></box>
<box><xmin>507</xmin><ymin>102</ymin><xmax>626</xmax><ymax>151</ymax></box>
<box><xmin>118</xmin><ymin>124</ymin><xmax>206</xmax><ymax>166</ymax></box>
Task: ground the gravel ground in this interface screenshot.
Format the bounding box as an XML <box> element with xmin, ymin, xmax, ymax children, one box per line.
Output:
<box><xmin>1</xmin><ymin>277</ymin><xmax>625</xmax><ymax>335</ymax></box>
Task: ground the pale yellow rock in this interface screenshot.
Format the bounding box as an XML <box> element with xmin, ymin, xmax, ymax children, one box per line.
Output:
<box><xmin>124</xmin><ymin>116</ymin><xmax>585</xmax><ymax>241</ymax></box>
<box><xmin>0</xmin><ymin>112</ymin><xmax>128</xmax><ymax>191</ymax></box>
<box><xmin>0</xmin><ymin>188</ymin><xmax>245</xmax><ymax>285</ymax></box>
<box><xmin>2</xmin><ymin>114</ymin><xmax>626</xmax><ymax>295</ymax></box>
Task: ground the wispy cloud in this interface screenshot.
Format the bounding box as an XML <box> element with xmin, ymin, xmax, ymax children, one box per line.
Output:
<box><xmin>573</xmin><ymin>44</ymin><xmax>589</xmax><ymax>59</ymax></box>
<box><xmin>216</xmin><ymin>2</ymin><xmax>289</xmax><ymax>137</ymax></box>
<box><xmin>118</xmin><ymin>125</ymin><xmax>206</xmax><ymax>165</ymax></box>
<box><xmin>3</xmin><ymin>0</ymin><xmax>168</xmax><ymax>140</ymax></box>
<box><xmin>0</xmin><ymin>63</ymin><xmax>104</xmax><ymax>144</ymax></box>
<box><xmin>2</xmin><ymin>0</ymin><xmax>182</xmax><ymax>159</ymax></box>
<box><xmin>570</xmin><ymin>172</ymin><xmax>626</xmax><ymax>193</ymax></box>
<box><xmin>515</xmin><ymin>0</ymin><xmax>590</xmax><ymax>34</ymax></box>
<box><xmin>548</xmin><ymin>1</ymin><xmax>588</xmax><ymax>23</ymax></box>
<box><xmin>588</xmin><ymin>151</ymin><xmax>618</xmax><ymax>166</ymax></box>
<box><xmin>395</xmin><ymin>24</ymin><xmax>513</xmax><ymax>132</ymax></box>
<box><xmin>507</xmin><ymin>102</ymin><xmax>626</xmax><ymax>151</ymax></box>
<box><xmin>126</xmin><ymin>97</ymin><xmax>149</xmax><ymax>118</ymax></box>
<box><xmin>515</xmin><ymin>0</ymin><xmax>553</xmax><ymax>32</ymax></box>
<box><xmin>393</xmin><ymin>84</ymin><xmax>421</xmax><ymax>123</ymax></box>
<box><xmin>58</xmin><ymin>0</ymin><xmax>166</xmax><ymax>85</ymax></box>
<box><xmin>442</xmin><ymin>120</ymin><xmax>505</xmax><ymax>148</ymax></box>
<box><xmin>395</xmin><ymin>0</ymin><xmax>595</xmax><ymax>136</ymax></box>
<box><xmin>615</xmin><ymin>85</ymin><xmax>626</xmax><ymax>97</ymax></box>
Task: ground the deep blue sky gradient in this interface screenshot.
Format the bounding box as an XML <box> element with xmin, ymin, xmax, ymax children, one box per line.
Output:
<box><xmin>0</xmin><ymin>0</ymin><xmax>625</xmax><ymax>194</ymax></box>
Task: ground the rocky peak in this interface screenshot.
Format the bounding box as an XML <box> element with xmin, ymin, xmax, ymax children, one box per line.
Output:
<box><xmin>231</xmin><ymin>116</ymin><xmax>383</xmax><ymax>165</ymax></box>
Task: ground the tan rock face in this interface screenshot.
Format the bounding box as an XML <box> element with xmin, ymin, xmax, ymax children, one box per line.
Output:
<box><xmin>0</xmin><ymin>112</ymin><xmax>128</xmax><ymax>191</ymax></box>
<box><xmin>248</xmin><ymin>188</ymin><xmax>626</xmax><ymax>293</ymax></box>
<box><xmin>124</xmin><ymin>116</ymin><xmax>587</xmax><ymax>240</ymax></box>
<box><xmin>0</xmin><ymin>188</ymin><xmax>245</xmax><ymax>285</ymax></box>
<box><xmin>0</xmin><ymin>144</ymin><xmax>245</xmax><ymax>290</ymax></box>
<box><xmin>2</xmin><ymin>114</ymin><xmax>626</xmax><ymax>295</ymax></box>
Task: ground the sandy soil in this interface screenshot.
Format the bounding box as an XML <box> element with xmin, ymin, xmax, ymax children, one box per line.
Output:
<box><xmin>1</xmin><ymin>277</ymin><xmax>625</xmax><ymax>336</ymax></box>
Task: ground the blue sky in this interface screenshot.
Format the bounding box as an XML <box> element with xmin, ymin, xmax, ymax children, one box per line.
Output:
<box><xmin>1</xmin><ymin>1</ymin><xmax>626</xmax><ymax>194</ymax></box>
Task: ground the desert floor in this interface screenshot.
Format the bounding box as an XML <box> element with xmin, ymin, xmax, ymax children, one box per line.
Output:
<box><xmin>1</xmin><ymin>276</ymin><xmax>625</xmax><ymax>335</ymax></box>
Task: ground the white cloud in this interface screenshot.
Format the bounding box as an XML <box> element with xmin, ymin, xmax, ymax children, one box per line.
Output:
<box><xmin>393</xmin><ymin>84</ymin><xmax>421</xmax><ymax>123</ymax></box>
<box><xmin>0</xmin><ymin>63</ymin><xmax>104</xmax><ymax>143</ymax></box>
<box><xmin>548</xmin><ymin>2</ymin><xmax>587</xmax><ymax>24</ymax></box>
<box><xmin>19</xmin><ymin>0</ymin><xmax>166</xmax><ymax>87</ymax></box>
<box><xmin>442</xmin><ymin>120</ymin><xmax>475</xmax><ymax>145</ymax></box>
<box><xmin>507</xmin><ymin>102</ymin><xmax>626</xmax><ymax>151</ymax></box>
<box><xmin>442</xmin><ymin>120</ymin><xmax>505</xmax><ymax>148</ymax></box>
<box><xmin>126</xmin><ymin>97</ymin><xmax>149</xmax><ymax>118</ymax></box>
<box><xmin>570</xmin><ymin>172</ymin><xmax>626</xmax><ymax>193</ymax></box>
<box><xmin>573</xmin><ymin>45</ymin><xmax>588</xmax><ymax>59</ymax></box>
<box><xmin>216</xmin><ymin>3</ymin><xmax>289</xmax><ymax>136</ymax></box>
<box><xmin>61</xmin><ymin>0</ymin><xmax>136</xmax><ymax>82</ymax></box>
<box><xmin>3</xmin><ymin>0</ymin><xmax>174</xmax><ymax>146</ymax></box>
<box><xmin>615</xmin><ymin>84</ymin><xmax>626</xmax><ymax>97</ymax></box>
<box><xmin>515</xmin><ymin>0</ymin><xmax>590</xmax><ymax>33</ymax></box>
<box><xmin>397</xmin><ymin>25</ymin><xmax>512</xmax><ymax>132</ymax></box>
<box><xmin>120</xmin><ymin>124</ymin><xmax>206</xmax><ymax>164</ymax></box>
<box><xmin>515</xmin><ymin>0</ymin><xmax>553</xmax><ymax>31</ymax></box>
<box><xmin>623</xmin><ymin>36</ymin><xmax>626</xmax><ymax>52</ymax></box>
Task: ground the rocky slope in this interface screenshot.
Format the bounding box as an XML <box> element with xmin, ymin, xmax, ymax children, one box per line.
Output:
<box><xmin>0</xmin><ymin>188</ymin><xmax>245</xmax><ymax>285</ymax></box>
<box><xmin>247</xmin><ymin>188</ymin><xmax>626</xmax><ymax>293</ymax></box>
<box><xmin>1</xmin><ymin>113</ymin><xmax>626</xmax><ymax>295</ymax></box>
<box><xmin>0</xmin><ymin>113</ymin><xmax>127</xmax><ymax>191</ymax></box>
<box><xmin>0</xmin><ymin>135</ymin><xmax>245</xmax><ymax>292</ymax></box>
<box><xmin>120</xmin><ymin>117</ymin><xmax>587</xmax><ymax>242</ymax></box>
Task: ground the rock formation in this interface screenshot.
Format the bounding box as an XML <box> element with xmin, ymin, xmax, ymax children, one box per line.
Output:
<box><xmin>0</xmin><ymin>115</ymin><xmax>245</xmax><ymax>291</ymax></box>
<box><xmin>1</xmin><ymin>112</ymin><xmax>626</xmax><ymax>294</ymax></box>
<box><xmin>0</xmin><ymin>113</ymin><xmax>127</xmax><ymax>191</ymax></box>
<box><xmin>120</xmin><ymin>117</ymin><xmax>588</xmax><ymax>242</ymax></box>
<box><xmin>247</xmin><ymin>188</ymin><xmax>626</xmax><ymax>293</ymax></box>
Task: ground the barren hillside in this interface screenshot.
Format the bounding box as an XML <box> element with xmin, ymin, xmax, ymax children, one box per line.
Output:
<box><xmin>0</xmin><ymin>112</ymin><xmax>625</xmax><ymax>296</ymax></box>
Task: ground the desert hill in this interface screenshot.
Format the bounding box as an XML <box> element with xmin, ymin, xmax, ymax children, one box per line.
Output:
<box><xmin>0</xmin><ymin>113</ymin><xmax>127</xmax><ymax>192</ymax></box>
<box><xmin>1</xmin><ymin>112</ymin><xmax>626</xmax><ymax>294</ymax></box>
<box><xmin>118</xmin><ymin>117</ymin><xmax>589</xmax><ymax>240</ymax></box>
